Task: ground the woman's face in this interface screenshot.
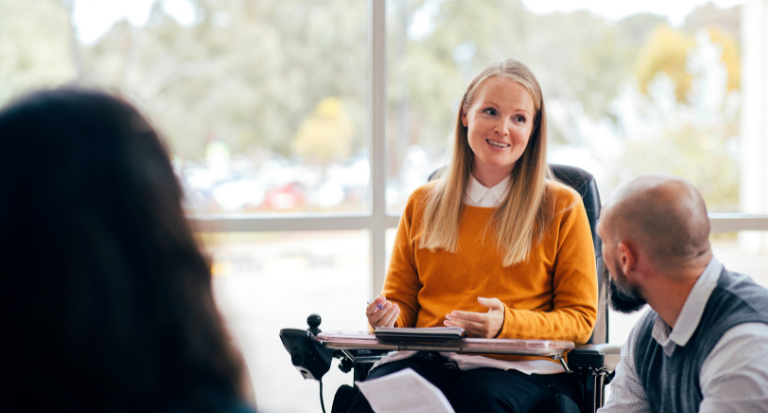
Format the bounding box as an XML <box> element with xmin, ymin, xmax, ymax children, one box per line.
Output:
<box><xmin>462</xmin><ymin>76</ymin><xmax>536</xmax><ymax>186</ymax></box>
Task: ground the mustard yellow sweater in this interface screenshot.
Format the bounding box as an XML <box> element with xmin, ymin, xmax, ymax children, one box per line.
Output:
<box><xmin>384</xmin><ymin>180</ymin><xmax>598</xmax><ymax>361</ymax></box>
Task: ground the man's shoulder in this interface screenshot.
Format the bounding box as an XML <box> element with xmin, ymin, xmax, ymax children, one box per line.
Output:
<box><xmin>718</xmin><ymin>267</ymin><xmax>768</xmax><ymax>295</ymax></box>
<box><xmin>712</xmin><ymin>267</ymin><xmax>768</xmax><ymax>319</ymax></box>
<box><xmin>706</xmin><ymin>322</ymin><xmax>768</xmax><ymax>363</ymax></box>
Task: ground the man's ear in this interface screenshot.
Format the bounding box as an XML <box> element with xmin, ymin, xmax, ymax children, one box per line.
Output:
<box><xmin>618</xmin><ymin>241</ymin><xmax>638</xmax><ymax>277</ymax></box>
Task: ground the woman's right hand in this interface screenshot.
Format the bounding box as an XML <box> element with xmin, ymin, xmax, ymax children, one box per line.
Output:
<box><xmin>366</xmin><ymin>294</ymin><xmax>400</xmax><ymax>328</ymax></box>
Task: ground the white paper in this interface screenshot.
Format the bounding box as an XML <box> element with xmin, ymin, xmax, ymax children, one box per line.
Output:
<box><xmin>355</xmin><ymin>368</ymin><xmax>455</xmax><ymax>413</ymax></box>
<box><xmin>447</xmin><ymin>354</ymin><xmax>566</xmax><ymax>375</ymax></box>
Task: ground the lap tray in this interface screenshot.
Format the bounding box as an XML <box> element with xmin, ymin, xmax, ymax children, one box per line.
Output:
<box><xmin>316</xmin><ymin>330</ymin><xmax>574</xmax><ymax>357</ymax></box>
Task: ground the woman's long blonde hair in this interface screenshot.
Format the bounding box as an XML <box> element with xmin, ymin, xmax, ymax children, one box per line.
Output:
<box><xmin>419</xmin><ymin>58</ymin><xmax>554</xmax><ymax>266</ymax></box>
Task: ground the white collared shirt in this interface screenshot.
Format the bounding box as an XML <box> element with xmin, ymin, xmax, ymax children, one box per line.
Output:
<box><xmin>599</xmin><ymin>257</ymin><xmax>768</xmax><ymax>412</ymax></box>
<box><xmin>463</xmin><ymin>174</ymin><xmax>511</xmax><ymax>207</ymax></box>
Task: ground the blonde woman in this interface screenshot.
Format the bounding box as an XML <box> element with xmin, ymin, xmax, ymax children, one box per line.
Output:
<box><xmin>350</xmin><ymin>59</ymin><xmax>598</xmax><ymax>413</ymax></box>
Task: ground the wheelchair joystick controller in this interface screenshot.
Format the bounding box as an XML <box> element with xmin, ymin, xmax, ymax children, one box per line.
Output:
<box><xmin>279</xmin><ymin>313</ymin><xmax>332</xmax><ymax>381</ymax></box>
<box><xmin>307</xmin><ymin>314</ymin><xmax>322</xmax><ymax>337</ymax></box>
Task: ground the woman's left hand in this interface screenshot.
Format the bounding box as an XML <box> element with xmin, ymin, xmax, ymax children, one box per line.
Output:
<box><xmin>443</xmin><ymin>297</ymin><xmax>505</xmax><ymax>338</ymax></box>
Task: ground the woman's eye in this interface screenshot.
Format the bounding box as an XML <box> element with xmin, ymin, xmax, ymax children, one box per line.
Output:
<box><xmin>483</xmin><ymin>108</ymin><xmax>497</xmax><ymax>116</ymax></box>
<box><xmin>515</xmin><ymin>115</ymin><xmax>526</xmax><ymax>123</ymax></box>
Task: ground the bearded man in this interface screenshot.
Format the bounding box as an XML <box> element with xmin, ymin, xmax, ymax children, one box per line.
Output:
<box><xmin>597</xmin><ymin>174</ymin><xmax>768</xmax><ymax>413</ymax></box>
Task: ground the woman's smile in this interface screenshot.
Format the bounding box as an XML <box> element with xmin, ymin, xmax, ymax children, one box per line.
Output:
<box><xmin>486</xmin><ymin>139</ymin><xmax>511</xmax><ymax>149</ymax></box>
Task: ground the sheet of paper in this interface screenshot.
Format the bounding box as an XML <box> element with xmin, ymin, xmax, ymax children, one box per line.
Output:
<box><xmin>355</xmin><ymin>368</ymin><xmax>455</xmax><ymax>413</ymax></box>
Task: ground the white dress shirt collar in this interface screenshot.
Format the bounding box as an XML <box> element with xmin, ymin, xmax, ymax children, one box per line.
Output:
<box><xmin>464</xmin><ymin>174</ymin><xmax>511</xmax><ymax>207</ymax></box>
<box><xmin>651</xmin><ymin>256</ymin><xmax>723</xmax><ymax>356</ymax></box>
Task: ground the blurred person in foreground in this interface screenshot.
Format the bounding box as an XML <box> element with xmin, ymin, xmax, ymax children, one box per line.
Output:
<box><xmin>0</xmin><ymin>88</ymin><xmax>255</xmax><ymax>413</ymax></box>
<box><xmin>597</xmin><ymin>174</ymin><xmax>768</xmax><ymax>412</ymax></box>
<box><xmin>351</xmin><ymin>58</ymin><xmax>598</xmax><ymax>412</ymax></box>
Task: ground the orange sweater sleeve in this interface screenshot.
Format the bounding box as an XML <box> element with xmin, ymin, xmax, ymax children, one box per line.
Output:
<box><xmin>379</xmin><ymin>188</ymin><xmax>424</xmax><ymax>329</ymax></box>
<box><xmin>496</xmin><ymin>192</ymin><xmax>598</xmax><ymax>345</ymax></box>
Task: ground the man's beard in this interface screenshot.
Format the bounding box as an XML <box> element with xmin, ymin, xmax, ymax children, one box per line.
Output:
<box><xmin>607</xmin><ymin>259</ymin><xmax>647</xmax><ymax>313</ymax></box>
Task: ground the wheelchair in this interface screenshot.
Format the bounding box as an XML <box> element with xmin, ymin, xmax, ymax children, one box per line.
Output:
<box><xmin>281</xmin><ymin>164</ymin><xmax>621</xmax><ymax>413</ymax></box>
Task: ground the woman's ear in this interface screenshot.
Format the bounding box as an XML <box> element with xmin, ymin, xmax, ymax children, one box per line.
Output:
<box><xmin>461</xmin><ymin>110</ymin><xmax>468</xmax><ymax>128</ymax></box>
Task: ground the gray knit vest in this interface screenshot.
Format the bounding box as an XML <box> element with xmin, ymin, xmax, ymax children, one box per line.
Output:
<box><xmin>634</xmin><ymin>267</ymin><xmax>768</xmax><ymax>413</ymax></box>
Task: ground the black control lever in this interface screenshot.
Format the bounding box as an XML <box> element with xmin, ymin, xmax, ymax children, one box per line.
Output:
<box><xmin>279</xmin><ymin>314</ymin><xmax>332</xmax><ymax>381</ymax></box>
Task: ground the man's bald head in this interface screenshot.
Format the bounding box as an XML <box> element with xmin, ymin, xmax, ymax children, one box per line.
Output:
<box><xmin>601</xmin><ymin>174</ymin><xmax>711</xmax><ymax>275</ymax></box>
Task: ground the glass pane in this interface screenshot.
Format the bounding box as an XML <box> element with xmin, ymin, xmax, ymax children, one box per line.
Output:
<box><xmin>713</xmin><ymin>231</ymin><xmax>768</xmax><ymax>284</ymax></box>
<box><xmin>385</xmin><ymin>0</ymin><xmax>746</xmax><ymax>213</ymax></box>
<box><xmin>385</xmin><ymin>227</ymin><xmax>397</xmax><ymax>273</ymax></box>
<box><xmin>206</xmin><ymin>231</ymin><xmax>370</xmax><ymax>412</ymax></box>
<box><xmin>1</xmin><ymin>0</ymin><xmax>369</xmax><ymax>215</ymax></box>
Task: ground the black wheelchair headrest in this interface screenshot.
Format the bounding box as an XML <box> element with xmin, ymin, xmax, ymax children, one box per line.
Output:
<box><xmin>549</xmin><ymin>164</ymin><xmax>601</xmax><ymax>253</ymax></box>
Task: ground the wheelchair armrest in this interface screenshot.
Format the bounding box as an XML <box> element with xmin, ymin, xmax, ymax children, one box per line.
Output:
<box><xmin>568</xmin><ymin>343</ymin><xmax>622</xmax><ymax>372</ymax></box>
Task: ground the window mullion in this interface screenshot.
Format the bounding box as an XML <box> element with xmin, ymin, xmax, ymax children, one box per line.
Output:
<box><xmin>369</xmin><ymin>0</ymin><xmax>387</xmax><ymax>299</ymax></box>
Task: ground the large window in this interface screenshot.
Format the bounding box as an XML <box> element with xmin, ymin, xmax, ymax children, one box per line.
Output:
<box><xmin>8</xmin><ymin>0</ymin><xmax>369</xmax><ymax>215</ymax></box>
<box><xmin>4</xmin><ymin>1</ymin><xmax>768</xmax><ymax>412</ymax></box>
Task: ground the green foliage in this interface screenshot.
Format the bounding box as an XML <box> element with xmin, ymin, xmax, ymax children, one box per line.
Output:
<box><xmin>611</xmin><ymin>124</ymin><xmax>739</xmax><ymax>212</ymax></box>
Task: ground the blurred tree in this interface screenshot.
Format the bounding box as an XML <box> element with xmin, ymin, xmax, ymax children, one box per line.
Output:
<box><xmin>684</xmin><ymin>5</ymin><xmax>741</xmax><ymax>97</ymax></box>
<box><xmin>79</xmin><ymin>0</ymin><xmax>367</xmax><ymax>161</ymax></box>
<box><xmin>633</xmin><ymin>24</ymin><xmax>738</xmax><ymax>102</ymax></box>
<box><xmin>708</xmin><ymin>26</ymin><xmax>740</xmax><ymax>92</ymax></box>
<box><xmin>384</xmin><ymin>1</ymin><xmax>668</xmax><ymax>162</ymax></box>
<box><xmin>0</xmin><ymin>0</ymin><xmax>76</xmax><ymax>103</ymax></box>
<box><xmin>577</xmin><ymin>13</ymin><xmax>668</xmax><ymax>121</ymax></box>
<box><xmin>613</xmin><ymin>24</ymin><xmax>740</xmax><ymax>211</ymax></box>
<box><xmin>683</xmin><ymin>2</ymin><xmax>740</xmax><ymax>39</ymax></box>
<box><xmin>634</xmin><ymin>26</ymin><xmax>695</xmax><ymax>102</ymax></box>
<box><xmin>611</xmin><ymin>124</ymin><xmax>739</xmax><ymax>212</ymax></box>
<box><xmin>290</xmin><ymin>97</ymin><xmax>354</xmax><ymax>165</ymax></box>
